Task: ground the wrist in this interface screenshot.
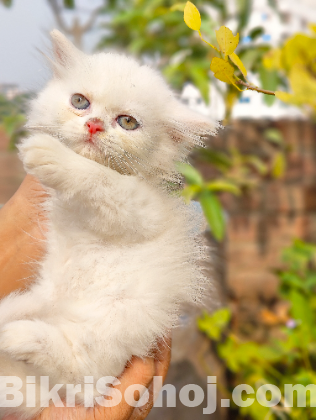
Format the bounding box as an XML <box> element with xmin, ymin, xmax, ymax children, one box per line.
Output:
<box><xmin>0</xmin><ymin>175</ymin><xmax>47</xmax><ymax>297</ymax></box>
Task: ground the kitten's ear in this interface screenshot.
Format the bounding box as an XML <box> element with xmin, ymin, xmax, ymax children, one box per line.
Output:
<box><xmin>167</xmin><ymin>103</ymin><xmax>219</xmax><ymax>147</ymax></box>
<box><xmin>49</xmin><ymin>30</ymin><xmax>82</xmax><ymax>76</ymax></box>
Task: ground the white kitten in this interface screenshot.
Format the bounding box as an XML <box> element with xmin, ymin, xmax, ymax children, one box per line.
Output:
<box><xmin>0</xmin><ymin>30</ymin><xmax>217</xmax><ymax>419</ymax></box>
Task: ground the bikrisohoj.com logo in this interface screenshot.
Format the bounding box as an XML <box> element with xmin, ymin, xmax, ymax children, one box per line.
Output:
<box><xmin>0</xmin><ymin>376</ymin><xmax>315</xmax><ymax>410</ymax></box>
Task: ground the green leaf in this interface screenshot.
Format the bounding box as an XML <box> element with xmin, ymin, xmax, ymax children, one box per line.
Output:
<box><xmin>197</xmin><ymin>149</ymin><xmax>232</xmax><ymax>171</ymax></box>
<box><xmin>1</xmin><ymin>0</ymin><xmax>12</xmax><ymax>6</ymax></box>
<box><xmin>248</xmin><ymin>26</ymin><xmax>264</xmax><ymax>40</ymax></box>
<box><xmin>279</xmin><ymin>272</ymin><xmax>307</xmax><ymax>292</ymax></box>
<box><xmin>237</xmin><ymin>0</ymin><xmax>252</xmax><ymax>32</ymax></box>
<box><xmin>256</xmin><ymin>345</ymin><xmax>283</xmax><ymax>363</ymax></box>
<box><xmin>206</xmin><ymin>180</ymin><xmax>240</xmax><ymax>195</ymax></box>
<box><xmin>199</xmin><ymin>190</ymin><xmax>225</xmax><ymax>241</ymax></box>
<box><xmin>190</xmin><ymin>65</ymin><xmax>209</xmax><ymax>104</ymax></box>
<box><xmin>282</xmin><ymin>239</ymin><xmax>316</xmax><ymax>271</ymax></box>
<box><xmin>170</xmin><ymin>3</ymin><xmax>186</xmax><ymax>12</ymax></box>
<box><xmin>176</xmin><ymin>162</ymin><xmax>203</xmax><ymax>185</ymax></box>
<box><xmin>183</xmin><ymin>1</ymin><xmax>201</xmax><ymax>31</ymax></box>
<box><xmin>63</xmin><ymin>0</ymin><xmax>75</xmax><ymax>8</ymax></box>
<box><xmin>289</xmin><ymin>289</ymin><xmax>314</xmax><ymax>328</ymax></box>
<box><xmin>245</xmin><ymin>156</ymin><xmax>268</xmax><ymax>175</ymax></box>
<box><xmin>1</xmin><ymin>114</ymin><xmax>25</xmax><ymax>137</ymax></box>
<box><xmin>0</xmin><ymin>113</ymin><xmax>27</xmax><ymax>150</ymax></box>
<box><xmin>182</xmin><ymin>185</ymin><xmax>202</xmax><ymax>203</ymax></box>
<box><xmin>198</xmin><ymin>308</ymin><xmax>231</xmax><ymax>340</ymax></box>
<box><xmin>305</xmin><ymin>273</ymin><xmax>316</xmax><ymax>290</ymax></box>
<box><xmin>264</xmin><ymin>128</ymin><xmax>284</xmax><ymax>145</ymax></box>
<box><xmin>267</xmin><ymin>0</ymin><xmax>278</xmax><ymax>12</ymax></box>
<box><xmin>259</xmin><ymin>67</ymin><xmax>278</xmax><ymax>106</ymax></box>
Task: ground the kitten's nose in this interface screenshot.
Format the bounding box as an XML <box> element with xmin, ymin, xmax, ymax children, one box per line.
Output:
<box><xmin>85</xmin><ymin>118</ymin><xmax>104</xmax><ymax>135</ymax></box>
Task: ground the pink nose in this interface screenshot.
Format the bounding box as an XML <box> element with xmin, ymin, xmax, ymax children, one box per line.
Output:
<box><xmin>85</xmin><ymin>119</ymin><xmax>104</xmax><ymax>135</ymax></box>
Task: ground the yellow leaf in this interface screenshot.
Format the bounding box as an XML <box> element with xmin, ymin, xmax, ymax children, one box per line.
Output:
<box><xmin>275</xmin><ymin>91</ymin><xmax>293</xmax><ymax>103</ymax></box>
<box><xmin>289</xmin><ymin>67</ymin><xmax>316</xmax><ymax>99</ymax></box>
<box><xmin>282</xmin><ymin>34</ymin><xmax>316</xmax><ymax>71</ymax></box>
<box><xmin>272</xmin><ymin>152</ymin><xmax>286</xmax><ymax>179</ymax></box>
<box><xmin>229</xmin><ymin>52</ymin><xmax>247</xmax><ymax>77</ymax></box>
<box><xmin>309</xmin><ymin>23</ymin><xmax>316</xmax><ymax>34</ymax></box>
<box><xmin>263</xmin><ymin>48</ymin><xmax>282</xmax><ymax>70</ymax></box>
<box><xmin>206</xmin><ymin>180</ymin><xmax>240</xmax><ymax>195</ymax></box>
<box><xmin>210</xmin><ymin>57</ymin><xmax>243</xmax><ymax>91</ymax></box>
<box><xmin>215</xmin><ymin>26</ymin><xmax>239</xmax><ymax>56</ymax></box>
<box><xmin>184</xmin><ymin>1</ymin><xmax>201</xmax><ymax>31</ymax></box>
<box><xmin>210</xmin><ymin>57</ymin><xmax>234</xmax><ymax>84</ymax></box>
<box><xmin>275</xmin><ymin>66</ymin><xmax>316</xmax><ymax>110</ymax></box>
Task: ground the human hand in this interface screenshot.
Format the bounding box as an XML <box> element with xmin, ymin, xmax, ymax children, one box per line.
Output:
<box><xmin>27</xmin><ymin>338</ymin><xmax>170</xmax><ymax>420</ymax></box>
<box><xmin>0</xmin><ymin>174</ymin><xmax>47</xmax><ymax>297</ymax></box>
<box><xmin>0</xmin><ymin>175</ymin><xmax>172</xmax><ymax>420</ymax></box>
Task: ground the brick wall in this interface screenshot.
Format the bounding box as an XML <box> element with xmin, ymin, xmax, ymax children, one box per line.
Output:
<box><xmin>201</xmin><ymin>119</ymin><xmax>316</xmax><ymax>301</ymax></box>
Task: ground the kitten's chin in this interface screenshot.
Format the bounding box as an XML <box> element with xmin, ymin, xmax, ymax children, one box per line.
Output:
<box><xmin>78</xmin><ymin>145</ymin><xmax>108</xmax><ymax>166</ymax></box>
<box><xmin>76</xmin><ymin>141</ymin><xmax>162</xmax><ymax>179</ymax></box>
<box><xmin>77</xmin><ymin>146</ymin><xmax>136</xmax><ymax>176</ymax></box>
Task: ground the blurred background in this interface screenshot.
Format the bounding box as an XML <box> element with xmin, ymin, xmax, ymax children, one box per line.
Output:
<box><xmin>1</xmin><ymin>0</ymin><xmax>316</xmax><ymax>419</ymax></box>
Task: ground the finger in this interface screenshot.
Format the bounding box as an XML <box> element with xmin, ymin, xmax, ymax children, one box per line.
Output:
<box><xmin>93</xmin><ymin>356</ymin><xmax>155</xmax><ymax>420</ymax></box>
<box><xmin>128</xmin><ymin>380</ymin><xmax>154</xmax><ymax>420</ymax></box>
<box><xmin>128</xmin><ymin>336</ymin><xmax>172</xmax><ymax>420</ymax></box>
<box><xmin>154</xmin><ymin>335</ymin><xmax>172</xmax><ymax>381</ymax></box>
<box><xmin>27</xmin><ymin>357</ymin><xmax>155</xmax><ymax>420</ymax></box>
<box><xmin>118</xmin><ymin>356</ymin><xmax>155</xmax><ymax>396</ymax></box>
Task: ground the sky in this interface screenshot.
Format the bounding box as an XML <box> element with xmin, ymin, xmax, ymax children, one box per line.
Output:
<box><xmin>0</xmin><ymin>0</ymin><xmax>103</xmax><ymax>92</ymax></box>
<box><xmin>1</xmin><ymin>0</ymin><xmax>315</xmax><ymax>94</ymax></box>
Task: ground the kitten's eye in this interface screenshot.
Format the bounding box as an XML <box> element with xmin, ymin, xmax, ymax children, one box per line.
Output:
<box><xmin>117</xmin><ymin>115</ymin><xmax>139</xmax><ymax>130</ymax></box>
<box><xmin>71</xmin><ymin>94</ymin><xmax>90</xmax><ymax>110</ymax></box>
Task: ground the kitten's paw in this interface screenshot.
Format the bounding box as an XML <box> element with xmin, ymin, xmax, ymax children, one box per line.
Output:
<box><xmin>19</xmin><ymin>134</ymin><xmax>69</xmax><ymax>187</ymax></box>
<box><xmin>0</xmin><ymin>320</ymin><xmax>51</xmax><ymax>365</ymax></box>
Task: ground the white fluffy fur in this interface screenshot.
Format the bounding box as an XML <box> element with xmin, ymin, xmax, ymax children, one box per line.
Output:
<box><xmin>0</xmin><ymin>30</ymin><xmax>217</xmax><ymax>419</ymax></box>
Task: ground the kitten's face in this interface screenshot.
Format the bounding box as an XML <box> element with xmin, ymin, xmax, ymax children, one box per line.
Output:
<box><xmin>28</xmin><ymin>30</ymin><xmax>216</xmax><ymax>179</ymax></box>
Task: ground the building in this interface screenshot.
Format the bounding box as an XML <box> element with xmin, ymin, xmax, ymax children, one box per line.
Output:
<box><xmin>0</xmin><ymin>83</ymin><xmax>22</xmax><ymax>100</ymax></box>
<box><xmin>183</xmin><ymin>0</ymin><xmax>315</xmax><ymax>121</ymax></box>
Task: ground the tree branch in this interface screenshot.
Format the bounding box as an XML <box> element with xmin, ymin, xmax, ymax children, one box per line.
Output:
<box><xmin>236</xmin><ymin>79</ymin><xmax>276</xmax><ymax>96</ymax></box>
<box><xmin>46</xmin><ymin>0</ymin><xmax>71</xmax><ymax>34</ymax></box>
<box><xmin>46</xmin><ymin>0</ymin><xmax>104</xmax><ymax>49</ymax></box>
<box><xmin>81</xmin><ymin>6</ymin><xmax>103</xmax><ymax>33</ymax></box>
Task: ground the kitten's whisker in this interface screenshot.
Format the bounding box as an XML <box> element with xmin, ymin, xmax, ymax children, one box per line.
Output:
<box><xmin>111</xmin><ymin>154</ymin><xmax>129</xmax><ymax>175</ymax></box>
<box><xmin>25</xmin><ymin>125</ymin><xmax>61</xmax><ymax>128</ymax></box>
<box><xmin>114</xmin><ymin>144</ymin><xmax>148</xmax><ymax>173</ymax></box>
<box><xmin>120</xmin><ymin>157</ymin><xmax>137</xmax><ymax>176</ymax></box>
<box><xmin>120</xmin><ymin>155</ymin><xmax>138</xmax><ymax>176</ymax></box>
<box><xmin>125</xmin><ymin>154</ymin><xmax>148</xmax><ymax>172</ymax></box>
<box><xmin>117</xmin><ymin>148</ymin><xmax>149</xmax><ymax>177</ymax></box>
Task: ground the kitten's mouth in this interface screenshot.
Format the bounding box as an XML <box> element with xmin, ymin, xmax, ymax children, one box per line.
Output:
<box><xmin>83</xmin><ymin>133</ymin><xmax>110</xmax><ymax>158</ymax></box>
<box><xmin>87</xmin><ymin>134</ymin><xmax>95</xmax><ymax>144</ymax></box>
<box><xmin>85</xmin><ymin>133</ymin><xmax>103</xmax><ymax>148</ymax></box>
